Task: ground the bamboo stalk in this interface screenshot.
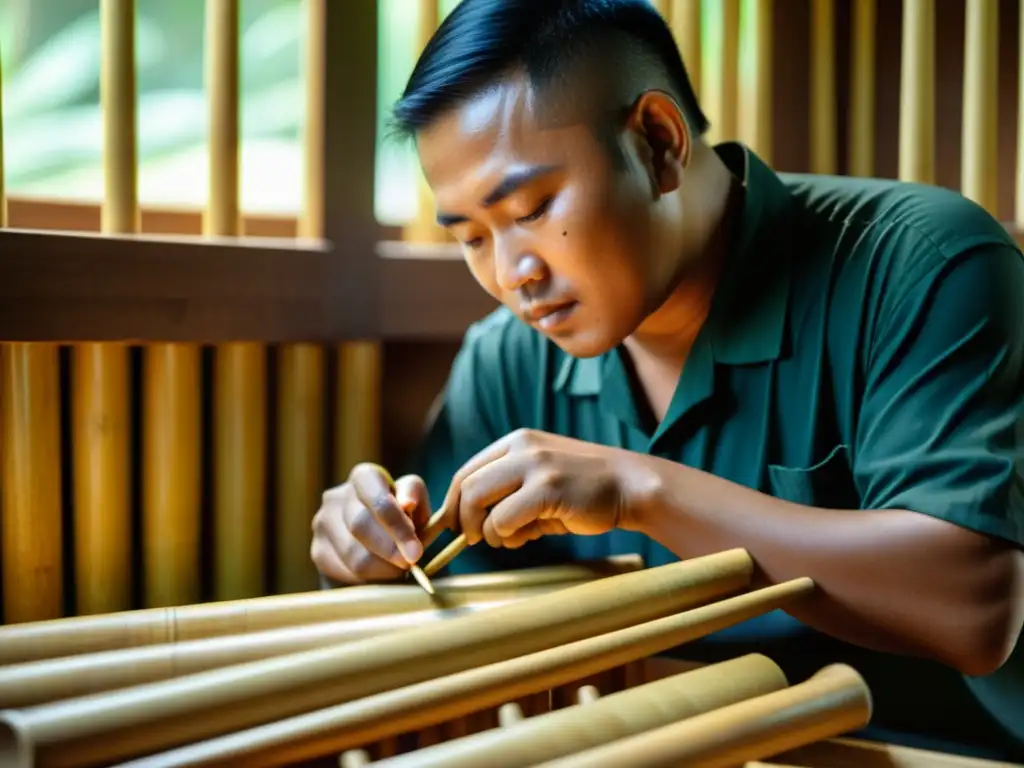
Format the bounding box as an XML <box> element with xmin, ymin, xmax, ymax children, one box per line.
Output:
<box><xmin>0</xmin><ymin>556</ymin><xmax>642</xmax><ymax>666</ymax></box>
<box><xmin>374</xmin><ymin>655</ymin><xmax>787</xmax><ymax>768</ymax></box>
<box><xmin>899</xmin><ymin>0</ymin><xmax>935</xmax><ymax>184</ymax></box>
<box><xmin>848</xmin><ymin>0</ymin><xmax>875</xmax><ymax>177</ymax></box>
<box><xmin>0</xmin><ymin>600</ymin><xmax>526</xmax><ymax>708</ymax></box>
<box><xmin>276</xmin><ymin>0</ymin><xmax>327</xmax><ymax>596</ymax></box>
<box><xmin>532</xmin><ymin>664</ymin><xmax>872</xmax><ymax>768</ymax></box>
<box><xmin>669</xmin><ymin>0</ymin><xmax>701</xmax><ymax>100</ymax></box>
<box><xmin>0</xmin><ymin>551</ymin><xmax>754</xmax><ymax>767</ymax></box>
<box><xmin>104</xmin><ymin>576</ymin><xmax>810</xmax><ymax>768</ymax></box>
<box><xmin>809</xmin><ymin>0</ymin><xmax>835</xmax><ymax>174</ymax></box>
<box><xmin>737</xmin><ymin>0</ymin><xmax>772</xmax><ymax>164</ymax></box>
<box><xmin>960</xmin><ymin>0</ymin><xmax>999</xmax><ymax>214</ymax></box>
<box><xmin>205</xmin><ymin>0</ymin><xmax>267</xmax><ymax>601</ymax></box>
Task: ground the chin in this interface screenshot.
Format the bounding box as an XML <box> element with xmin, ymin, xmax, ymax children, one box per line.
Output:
<box><xmin>546</xmin><ymin>331</ymin><xmax>621</xmax><ymax>359</ymax></box>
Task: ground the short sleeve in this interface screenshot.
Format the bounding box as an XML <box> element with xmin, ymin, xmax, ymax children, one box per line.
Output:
<box><xmin>852</xmin><ymin>244</ymin><xmax>1024</xmax><ymax>547</ymax></box>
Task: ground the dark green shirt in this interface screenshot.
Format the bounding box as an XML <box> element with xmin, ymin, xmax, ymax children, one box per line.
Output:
<box><xmin>406</xmin><ymin>143</ymin><xmax>1024</xmax><ymax>758</ymax></box>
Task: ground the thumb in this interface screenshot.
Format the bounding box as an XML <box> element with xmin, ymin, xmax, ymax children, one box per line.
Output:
<box><xmin>394</xmin><ymin>474</ymin><xmax>431</xmax><ymax>532</ymax></box>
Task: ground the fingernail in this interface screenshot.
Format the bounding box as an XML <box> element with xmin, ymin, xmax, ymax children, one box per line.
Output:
<box><xmin>402</xmin><ymin>540</ymin><xmax>423</xmax><ymax>564</ymax></box>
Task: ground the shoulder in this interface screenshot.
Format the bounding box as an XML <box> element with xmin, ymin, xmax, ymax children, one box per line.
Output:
<box><xmin>781</xmin><ymin>173</ymin><xmax>1024</xmax><ymax>322</ymax></box>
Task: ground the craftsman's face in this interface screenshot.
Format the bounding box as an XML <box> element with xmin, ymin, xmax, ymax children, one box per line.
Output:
<box><xmin>416</xmin><ymin>75</ymin><xmax>685</xmax><ymax>358</ymax></box>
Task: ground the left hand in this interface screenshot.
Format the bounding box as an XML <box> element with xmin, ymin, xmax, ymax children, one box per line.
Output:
<box><xmin>439</xmin><ymin>429</ymin><xmax>655</xmax><ymax>549</ymax></box>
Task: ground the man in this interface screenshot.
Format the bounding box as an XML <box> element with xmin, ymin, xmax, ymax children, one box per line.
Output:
<box><xmin>311</xmin><ymin>0</ymin><xmax>1024</xmax><ymax>759</ymax></box>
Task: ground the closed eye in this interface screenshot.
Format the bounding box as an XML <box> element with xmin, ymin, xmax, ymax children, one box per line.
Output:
<box><xmin>516</xmin><ymin>196</ymin><xmax>553</xmax><ymax>224</ymax></box>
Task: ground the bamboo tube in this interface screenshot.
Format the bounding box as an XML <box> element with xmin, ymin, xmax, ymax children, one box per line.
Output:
<box><xmin>0</xmin><ymin>556</ymin><xmax>642</xmax><ymax>666</ymax></box>
<box><xmin>107</xmin><ymin>576</ymin><xmax>811</xmax><ymax>768</ymax></box>
<box><xmin>1017</xmin><ymin>0</ymin><xmax>1024</xmax><ymax>227</ymax></box>
<box><xmin>497</xmin><ymin>703</ymin><xmax>525</xmax><ymax>727</ymax></box>
<box><xmin>0</xmin><ymin>600</ymin><xmax>530</xmax><ymax>708</ymax></box>
<box><xmin>0</xmin><ymin>344</ymin><xmax>63</xmax><ymax>624</ymax></box>
<box><xmin>374</xmin><ymin>654</ymin><xmax>788</xmax><ymax>768</ymax></box>
<box><xmin>276</xmin><ymin>0</ymin><xmax>327</xmax><ymax>596</ymax></box>
<box><xmin>533</xmin><ymin>664</ymin><xmax>872</xmax><ymax>768</ymax></box>
<box><xmin>702</xmin><ymin>0</ymin><xmax>740</xmax><ymax>145</ymax></box>
<box><xmin>143</xmin><ymin>344</ymin><xmax>201</xmax><ymax>608</ymax></box>
<box><xmin>206</xmin><ymin>0</ymin><xmax>266</xmax><ymax>601</ymax></box>
<box><xmin>669</xmin><ymin>0</ymin><xmax>701</xmax><ymax>100</ymax></box>
<box><xmin>778</xmin><ymin>735</ymin><xmax>1017</xmax><ymax>767</ymax></box>
<box><xmin>402</xmin><ymin>0</ymin><xmax>447</xmax><ymax>244</ymax></box>
<box><xmin>576</xmin><ymin>685</ymin><xmax>600</xmax><ymax>705</ymax></box>
<box><xmin>339</xmin><ymin>750</ymin><xmax>372</xmax><ymax>768</ymax></box>
<box><xmin>737</xmin><ymin>0</ymin><xmax>772</xmax><ymax>164</ymax></box>
<box><xmin>848</xmin><ymin>0</ymin><xmax>875</xmax><ymax>177</ymax></box>
<box><xmin>961</xmin><ymin>0</ymin><xmax>999</xmax><ymax>215</ymax></box>
<box><xmin>899</xmin><ymin>0</ymin><xmax>935</xmax><ymax>184</ymax></box>
<box><xmin>71</xmin><ymin>0</ymin><xmax>136</xmax><ymax>618</ymax></box>
<box><xmin>809</xmin><ymin>0</ymin><xmax>835</xmax><ymax>174</ymax></box>
<box><xmin>0</xmin><ymin>551</ymin><xmax>754</xmax><ymax>767</ymax></box>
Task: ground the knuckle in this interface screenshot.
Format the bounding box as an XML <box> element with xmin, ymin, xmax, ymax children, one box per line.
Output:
<box><xmin>347</xmin><ymin>546</ymin><xmax>376</xmax><ymax>577</ymax></box>
<box><xmin>510</xmin><ymin>427</ymin><xmax>536</xmax><ymax>448</ymax></box>
<box><xmin>527</xmin><ymin>446</ymin><xmax>553</xmax><ymax>467</ymax></box>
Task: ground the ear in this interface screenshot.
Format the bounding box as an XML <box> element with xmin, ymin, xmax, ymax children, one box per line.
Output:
<box><xmin>625</xmin><ymin>90</ymin><xmax>691</xmax><ymax>195</ymax></box>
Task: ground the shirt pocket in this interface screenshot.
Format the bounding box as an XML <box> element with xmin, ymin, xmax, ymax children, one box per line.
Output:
<box><xmin>767</xmin><ymin>444</ymin><xmax>860</xmax><ymax>509</ymax></box>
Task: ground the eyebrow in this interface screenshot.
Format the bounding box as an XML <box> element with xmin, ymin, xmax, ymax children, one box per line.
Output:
<box><xmin>436</xmin><ymin>164</ymin><xmax>561</xmax><ymax>227</ymax></box>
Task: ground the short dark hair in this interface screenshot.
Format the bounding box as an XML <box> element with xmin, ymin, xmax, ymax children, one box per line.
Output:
<box><xmin>389</xmin><ymin>0</ymin><xmax>709</xmax><ymax>144</ymax></box>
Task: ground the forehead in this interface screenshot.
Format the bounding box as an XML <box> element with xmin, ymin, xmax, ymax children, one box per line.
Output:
<box><xmin>416</xmin><ymin>76</ymin><xmax>602</xmax><ymax>200</ymax></box>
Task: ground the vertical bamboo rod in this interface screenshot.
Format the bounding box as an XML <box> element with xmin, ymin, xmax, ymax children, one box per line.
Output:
<box><xmin>0</xmin><ymin>41</ymin><xmax>63</xmax><ymax>624</ymax></box>
<box><xmin>809</xmin><ymin>0</ymin><xmax>835</xmax><ymax>174</ymax></box>
<box><xmin>961</xmin><ymin>0</ymin><xmax>999</xmax><ymax>215</ymax></box>
<box><xmin>899</xmin><ymin>0</ymin><xmax>935</xmax><ymax>184</ymax></box>
<box><xmin>702</xmin><ymin>0</ymin><xmax>740</xmax><ymax>144</ymax></box>
<box><xmin>402</xmin><ymin>0</ymin><xmax>448</xmax><ymax>244</ymax></box>
<box><xmin>0</xmin><ymin>36</ymin><xmax>5</xmax><ymax>229</ymax></box>
<box><xmin>207</xmin><ymin>0</ymin><xmax>267</xmax><ymax>600</ymax></box>
<box><xmin>70</xmin><ymin>0</ymin><xmax>135</xmax><ymax>617</ymax></box>
<box><xmin>1018</xmin><ymin>0</ymin><xmax>1024</xmax><ymax>226</ymax></box>
<box><xmin>669</xmin><ymin>1</ymin><xmax>701</xmax><ymax>100</ymax></box>
<box><xmin>737</xmin><ymin>0</ymin><xmax>772</xmax><ymax>164</ymax></box>
<box><xmin>848</xmin><ymin>0</ymin><xmax>876</xmax><ymax>177</ymax></box>
<box><xmin>1</xmin><ymin>345</ymin><xmax>63</xmax><ymax>623</ymax></box>
<box><xmin>652</xmin><ymin>0</ymin><xmax>671</xmax><ymax>17</ymax></box>
<box><xmin>335</xmin><ymin>342</ymin><xmax>382</xmax><ymax>481</ymax></box>
<box><xmin>275</xmin><ymin>0</ymin><xmax>327</xmax><ymax>595</ymax></box>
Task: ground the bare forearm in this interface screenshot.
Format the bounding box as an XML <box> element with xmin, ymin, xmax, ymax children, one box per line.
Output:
<box><xmin>626</xmin><ymin>456</ymin><xmax>1024</xmax><ymax>677</ymax></box>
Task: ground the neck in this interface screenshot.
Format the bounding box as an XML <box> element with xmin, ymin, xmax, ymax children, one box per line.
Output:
<box><xmin>626</xmin><ymin>146</ymin><xmax>743</xmax><ymax>365</ymax></box>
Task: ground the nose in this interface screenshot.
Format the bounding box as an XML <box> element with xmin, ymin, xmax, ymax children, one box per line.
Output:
<box><xmin>494</xmin><ymin>238</ymin><xmax>547</xmax><ymax>293</ymax></box>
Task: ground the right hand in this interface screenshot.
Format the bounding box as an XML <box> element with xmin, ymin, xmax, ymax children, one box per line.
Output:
<box><xmin>311</xmin><ymin>463</ymin><xmax>432</xmax><ymax>585</ymax></box>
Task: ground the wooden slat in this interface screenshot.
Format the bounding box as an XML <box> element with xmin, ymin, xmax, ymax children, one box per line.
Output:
<box><xmin>899</xmin><ymin>0</ymin><xmax>935</xmax><ymax>184</ymax></box>
<box><xmin>848</xmin><ymin>0</ymin><xmax>876</xmax><ymax>177</ymax></box>
<box><xmin>73</xmin><ymin>0</ymin><xmax>134</xmax><ymax>617</ymax></box>
<box><xmin>809</xmin><ymin>0</ymin><xmax>836</xmax><ymax>174</ymax></box>
<box><xmin>961</xmin><ymin>0</ymin><xmax>999</xmax><ymax>215</ymax></box>
<box><xmin>273</xmin><ymin>0</ymin><xmax>328</xmax><ymax>596</ymax></box>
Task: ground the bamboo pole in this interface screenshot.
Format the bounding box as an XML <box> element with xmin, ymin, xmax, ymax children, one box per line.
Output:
<box><xmin>847</xmin><ymin>0</ymin><xmax>875</xmax><ymax>177</ymax></box>
<box><xmin>0</xmin><ymin>600</ymin><xmax>525</xmax><ymax>708</ymax></box>
<box><xmin>737</xmin><ymin>0</ymin><xmax>772</xmax><ymax>164</ymax></box>
<box><xmin>899</xmin><ymin>0</ymin><xmax>935</xmax><ymax>184</ymax></box>
<box><xmin>0</xmin><ymin>551</ymin><xmax>755</xmax><ymax>767</ymax></box>
<box><xmin>702</xmin><ymin>0</ymin><xmax>740</xmax><ymax>144</ymax></box>
<box><xmin>276</xmin><ymin>0</ymin><xmax>327</xmax><ymax>596</ymax></box>
<box><xmin>375</xmin><ymin>655</ymin><xmax>787</xmax><ymax>768</ymax></box>
<box><xmin>532</xmin><ymin>664</ymin><xmax>872</xmax><ymax>768</ymax></box>
<box><xmin>0</xmin><ymin>345</ymin><xmax>63</xmax><ymax>624</ymax></box>
<box><xmin>103</xmin><ymin>576</ymin><xmax>810</xmax><ymax>768</ymax></box>
<box><xmin>809</xmin><ymin>0</ymin><xmax>835</xmax><ymax>174</ymax></box>
<box><xmin>70</xmin><ymin>0</ymin><xmax>136</xmax><ymax>618</ymax></box>
<box><xmin>0</xmin><ymin>556</ymin><xmax>642</xmax><ymax>665</ymax></box>
<box><xmin>206</xmin><ymin>0</ymin><xmax>267</xmax><ymax>601</ymax></box>
<box><xmin>0</xmin><ymin>41</ymin><xmax>62</xmax><ymax>623</ymax></box>
<box><xmin>669</xmin><ymin>0</ymin><xmax>701</xmax><ymax>100</ymax></box>
<box><xmin>961</xmin><ymin>0</ymin><xmax>999</xmax><ymax>215</ymax></box>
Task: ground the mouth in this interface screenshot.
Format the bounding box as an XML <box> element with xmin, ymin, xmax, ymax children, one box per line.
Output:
<box><xmin>523</xmin><ymin>300</ymin><xmax>579</xmax><ymax>330</ymax></box>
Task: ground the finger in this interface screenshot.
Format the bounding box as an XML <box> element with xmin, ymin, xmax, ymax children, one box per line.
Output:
<box><xmin>351</xmin><ymin>463</ymin><xmax>423</xmax><ymax>564</ymax></box>
<box><xmin>458</xmin><ymin>454</ymin><xmax>530</xmax><ymax>544</ymax></box>
<box><xmin>395</xmin><ymin>475</ymin><xmax>431</xmax><ymax>532</ymax></box>
<box><xmin>438</xmin><ymin>436</ymin><xmax>515</xmax><ymax>528</ymax></box>
<box><xmin>310</xmin><ymin>535</ymin><xmax>356</xmax><ymax>583</ymax></box>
